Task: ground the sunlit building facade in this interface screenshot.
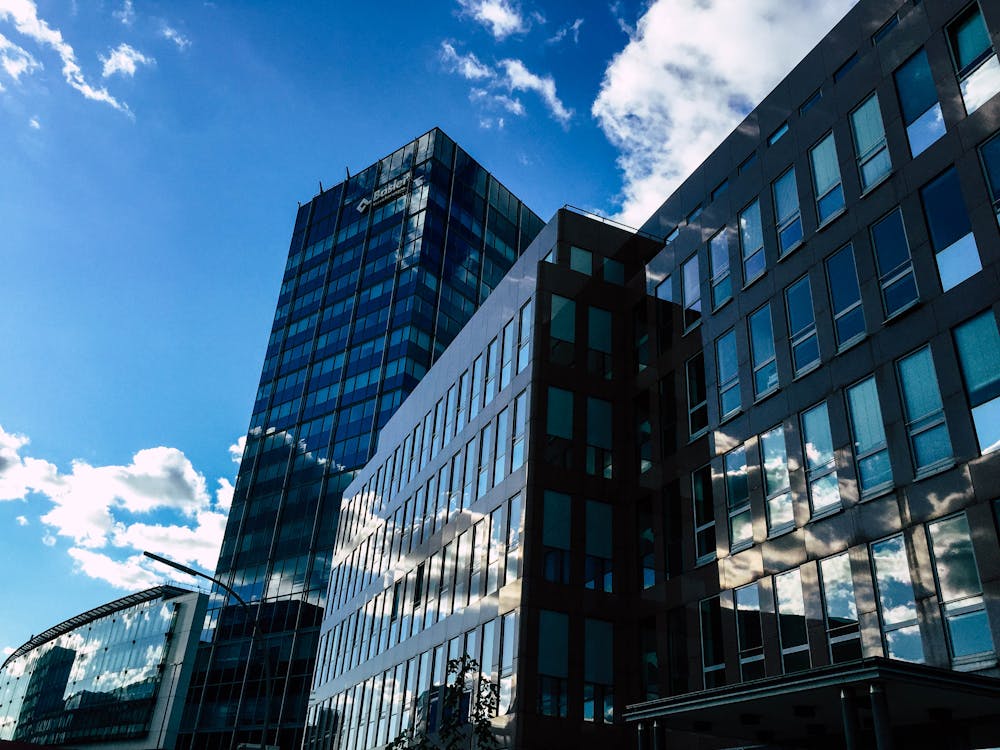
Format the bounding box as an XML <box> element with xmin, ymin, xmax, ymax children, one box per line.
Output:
<box><xmin>178</xmin><ymin>129</ymin><xmax>543</xmax><ymax>750</ymax></box>
<box><xmin>0</xmin><ymin>586</ymin><xmax>206</xmax><ymax>750</ymax></box>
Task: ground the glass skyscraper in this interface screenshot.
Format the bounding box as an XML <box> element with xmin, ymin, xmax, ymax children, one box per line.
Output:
<box><xmin>178</xmin><ymin>128</ymin><xmax>542</xmax><ymax>750</ymax></box>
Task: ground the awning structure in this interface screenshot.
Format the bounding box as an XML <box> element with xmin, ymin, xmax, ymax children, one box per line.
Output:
<box><xmin>625</xmin><ymin>658</ymin><xmax>1000</xmax><ymax>750</ymax></box>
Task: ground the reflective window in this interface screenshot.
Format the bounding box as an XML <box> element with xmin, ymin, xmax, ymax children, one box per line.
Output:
<box><xmin>637</xmin><ymin>498</ymin><xmax>656</xmax><ymax>589</ymax></box>
<box><xmin>716</xmin><ymin>329</ymin><xmax>740</xmax><ymax>420</ymax></box>
<box><xmin>749</xmin><ymin>304</ymin><xmax>778</xmax><ymax>398</ymax></box>
<box><xmin>871</xmin><ymin>535</ymin><xmax>923</xmax><ymax>662</ymax></box>
<box><xmin>810</xmin><ymin>133</ymin><xmax>845</xmax><ymax>223</ymax></box>
<box><xmin>542</xmin><ymin>490</ymin><xmax>571</xmax><ymax>584</ymax></box>
<box><xmin>549</xmin><ymin>294</ymin><xmax>575</xmax><ymax>366</ymax></box>
<box><xmin>851</xmin><ymin>94</ymin><xmax>891</xmax><ymax>190</ymax></box>
<box><xmin>583</xmin><ymin>619</ymin><xmax>614</xmax><ymax>724</ymax></box>
<box><xmin>870</xmin><ymin>208</ymin><xmax>918</xmax><ymax>318</ymax></box>
<box><xmin>493</xmin><ymin>406</ymin><xmax>509</xmax><ymax>485</ymax></box>
<box><xmin>588</xmin><ymin>306</ymin><xmax>613</xmax><ymax>380</ymax></box>
<box><xmin>947</xmin><ymin>4</ymin><xmax>1000</xmax><ymax>114</ymax></box>
<box><xmin>709</xmin><ymin>227</ymin><xmax>732</xmax><ymax>308</ymax></box>
<box><xmin>894</xmin><ymin>50</ymin><xmax>945</xmax><ymax>157</ymax></box>
<box><xmin>928</xmin><ymin>514</ymin><xmax>995</xmax><ymax>664</ymax></box>
<box><xmin>761</xmin><ymin>426</ymin><xmax>793</xmax><ymax>533</ymax></box>
<box><xmin>692</xmin><ymin>465</ymin><xmax>716</xmax><ymax>565</ymax></box>
<box><xmin>682</xmin><ymin>253</ymin><xmax>702</xmax><ymax>330</ymax></box>
<box><xmin>726</xmin><ymin>445</ymin><xmax>752</xmax><ymax>551</ymax></box>
<box><xmin>484</xmin><ymin>337</ymin><xmax>499</xmax><ymax>406</ymax></box>
<box><xmin>511</xmin><ymin>390</ymin><xmax>528</xmax><ymax>470</ymax></box>
<box><xmin>846</xmin><ymin>377</ymin><xmax>892</xmax><ymax>496</ymax></box>
<box><xmin>602</xmin><ymin>257</ymin><xmax>625</xmax><ymax>284</ymax></box>
<box><xmin>687</xmin><ymin>353</ymin><xmax>708</xmax><ymax>438</ymax></box>
<box><xmin>980</xmin><ymin>131</ymin><xmax>1000</xmax><ymax>222</ymax></box>
<box><xmin>700</xmin><ymin>597</ymin><xmax>726</xmax><ymax>688</ymax></box>
<box><xmin>820</xmin><ymin>553</ymin><xmax>862</xmax><ymax>662</ymax></box>
<box><xmin>545</xmin><ymin>387</ymin><xmax>573</xmax><ymax>468</ymax></box>
<box><xmin>570</xmin><ymin>245</ymin><xmax>593</xmax><ymax>275</ymax></box>
<box><xmin>825</xmin><ymin>244</ymin><xmax>865</xmax><ymax>349</ymax></box>
<box><xmin>498</xmin><ymin>611</ymin><xmax>516</xmax><ymax>713</ymax></box>
<box><xmin>654</xmin><ymin>275</ymin><xmax>672</xmax><ymax>301</ymax></box>
<box><xmin>739</xmin><ymin>199</ymin><xmax>766</xmax><ymax>283</ymax></box>
<box><xmin>953</xmin><ymin>311</ymin><xmax>1000</xmax><ymax>454</ymax></box>
<box><xmin>801</xmin><ymin>402</ymin><xmax>841</xmax><ymax>514</ymax></box>
<box><xmin>773</xmin><ymin>167</ymin><xmax>803</xmax><ymax>255</ymax></box>
<box><xmin>585</xmin><ymin>500</ymin><xmax>613</xmax><ymax>593</ymax></box>
<box><xmin>785</xmin><ymin>275</ymin><xmax>820</xmax><ymax>376</ymax></box>
<box><xmin>776</xmin><ymin>569</ymin><xmax>810</xmax><ymax>672</ymax></box>
<box><xmin>920</xmin><ymin>167</ymin><xmax>982</xmax><ymax>291</ymax></box>
<box><xmin>586</xmin><ymin>396</ymin><xmax>613</xmax><ymax>478</ymax></box>
<box><xmin>517</xmin><ymin>299</ymin><xmax>533</xmax><ymax>373</ymax></box>
<box><xmin>537</xmin><ymin>610</ymin><xmax>569</xmax><ymax>717</ymax></box>
<box><xmin>897</xmin><ymin>347</ymin><xmax>953</xmax><ymax>474</ymax></box>
<box><xmin>736</xmin><ymin>583</ymin><xmax>765</xmax><ymax>680</ymax></box>
<box><xmin>500</xmin><ymin>319</ymin><xmax>515</xmax><ymax>390</ymax></box>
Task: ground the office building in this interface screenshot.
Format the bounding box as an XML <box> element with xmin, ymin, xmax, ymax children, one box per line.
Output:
<box><xmin>308</xmin><ymin>0</ymin><xmax>1000</xmax><ymax>748</ymax></box>
<box><xmin>0</xmin><ymin>586</ymin><xmax>206</xmax><ymax>750</ymax></box>
<box><xmin>178</xmin><ymin>129</ymin><xmax>543</xmax><ymax>750</ymax></box>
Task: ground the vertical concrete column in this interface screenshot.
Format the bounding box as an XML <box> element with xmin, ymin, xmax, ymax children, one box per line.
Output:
<box><xmin>869</xmin><ymin>683</ymin><xmax>894</xmax><ymax>750</ymax></box>
<box><xmin>840</xmin><ymin>687</ymin><xmax>859</xmax><ymax>750</ymax></box>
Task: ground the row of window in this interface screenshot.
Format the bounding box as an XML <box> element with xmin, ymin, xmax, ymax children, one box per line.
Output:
<box><xmin>329</xmin><ymin>389</ymin><xmax>528</xmax><ymax>615</ymax></box>
<box><xmin>307</xmin><ymin>611</ymin><xmax>517</xmax><ymax>750</ymax></box>
<box><xmin>662</xmin><ymin>2</ymin><xmax>1000</xmax><ymax>252</ymax></box>
<box><xmin>320</xmin><ymin>492</ymin><xmax>523</xmax><ymax>691</ymax></box>
<box><xmin>335</xmin><ymin>298</ymin><xmax>533</xmax><ymax>552</ymax></box>
<box><xmin>693</xmin><ymin>307</ymin><xmax>1000</xmax><ymax>563</ymax></box>
<box><xmin>542</xmin><ymin>243</ymin><xmax>626</xmax><ymax>286</ymax></box>
<box><xmin>699</xmin><ymin>510</ymin><xmax>994</xmax><ymax>689</ymax></box>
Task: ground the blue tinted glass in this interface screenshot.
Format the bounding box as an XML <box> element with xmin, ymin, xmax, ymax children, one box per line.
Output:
<box><xmin>871</xmin><ymin>210</ymin><xmax>910</xmax><ymax>277</ymax></box>
<box><xmin>895</xmin><ymin>50</ymin><xmax>938</xmax><ymax>124</ymax></box>
<box><xmin>921</xmin><ymin>168</ymin><xmax>972</xmax><ymax>251</ymax></box>
<box><xmin>827</xmin><ymin>246</ymin><xmax>860</xmax><ymax>314</ymax></box>
<box><xmin>786</xmin><ymin>278</ymin><xmax>814</xmax><ymax>336</ymax></box>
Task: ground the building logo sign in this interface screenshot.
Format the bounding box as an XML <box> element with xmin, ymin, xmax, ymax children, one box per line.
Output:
<box><xmin>356</xmin><ymin>174</ymin><xmax>411</xmax><ymax>214</ymax></box>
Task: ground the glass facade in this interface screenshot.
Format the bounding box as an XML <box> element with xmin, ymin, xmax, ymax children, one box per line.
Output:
<box><xmin>180</xmin><ymin>129</ymin><xmax>541</xmax><ymax>750</ymax></box>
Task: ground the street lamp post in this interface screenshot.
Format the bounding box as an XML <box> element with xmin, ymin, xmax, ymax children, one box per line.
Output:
<box><xmin>143</xmin><ymin>551</ymin><xmax>276</xmax><ymax>750</ymax></box>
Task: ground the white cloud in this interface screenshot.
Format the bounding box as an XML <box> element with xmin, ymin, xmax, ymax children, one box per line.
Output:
<box><xmin>113</xmin><ymin>0</ymin><xmax>134</xmax><ymax>26</ymax></box>
<box><xmin>0</xmin><ymin>0</ymin><xmax>130</xmax><ymax>113</ymax></box>
<box><xmin>229</xmin><ymin>435</ymin><xmax>246</xmax><ymax>464</ymax></box>
<box><xmin>440</xmin><ymin>41</ymin><xmax>492</xmax><ymax>81</ymax></box>
<box><xmin>0</xmin><ymin>31</ymin><xmax>40</xmax><ymax>81</ymax></box>
<box><xmin>1</xmin><ymin>646</ymin><xmax>13</xmax><ymax>657</ymax></box>
<box><xmin>470</xmin><ymin>87</ymin><xmax>524</xmax><ymax>116</ymax></box>
<box><xmin>160</xmin><ymin>25</ymin><xmax>191</xmax><ymax>51</ymax></box>
<box><xmin>593</xmin><ymin>0</ymin><xmax>858</xmax><ymax>226</ymax></box>
<box><xmin>457</xmin><ymin>0</ymin><xmax>527</xmax><ymax>40</ymax></box>
<box><xmin>15</xmin><ymin>515</ymin><xmax>28</xmax><ymax>526</ymax></box>
<box><xmin>609</xmin><ymin>1</ymin><xmax>635</xmax><ymax>37</ymax></box>
<box><xmin>547</xmin><ymin>17</ymin><xmax>583</xmax><ymax>45</ymax></box>
<box><xmin>100</xmin><ymin>42</ymin><xmax>153</xmax><ymax>78</ymax></box>
<box><xmin>0</xmin><ymin>424</ymin><xmax>240</xmax><ymax>590</ymax></box>
<box><xmin>28</xmin><ymin>115</ymin><xmax>39</xmax><ymax>128</ymax></box>
<box><xmin>499</xmin><ymin>58</ymin><xmax>572</xmax><ymax>125</ymax></box>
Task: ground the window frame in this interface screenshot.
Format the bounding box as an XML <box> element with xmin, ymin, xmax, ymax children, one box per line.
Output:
<box><xmin>749</xmin><ymin>303</ymin><xmax>778</xmax><ymax>400</ymax></box>
<box><xmin>773</xmin><ymin>166</ymin><xmax>804</xmax><ymax>256</ymax></box>
<box><xmin>709</xmin><ymin>227</ymin><xmax>733</xmax><ymax>309</ymax></box>
<box><xmin>810</xmin><ymin>132</ymin><xmax>845</xmax><ymax>225</ymax></box>
<box><xmin>824</xmin><ymin>243</ymin><xmax>866</xmax><ymax>350</ymax></box>
<box><xmin>716</xmin><ymin>329</ymin><xmax>741</xmax><ymax>421</ymax></box>
<box><xmin>850</xmin><ymin>93</ymin><xmax>891</xmax><ymax>191</ymax></box>
<box><xmin>785</xmin><ymin>274</ymin><xmax>821</xmax><ymax>377</ymax></box>
<box><xmin>895</xmin><ymin>345</ymin><xmax>953</xmax><ymax>476</ymax></box>
<box><xmin>845</xmin><ymin>376</ymin><xmax>893</xmax><ymax>498</ymax></box>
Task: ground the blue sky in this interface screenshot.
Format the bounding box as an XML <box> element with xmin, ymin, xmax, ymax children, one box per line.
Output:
<box><xmin>0</xmin><ymin>0</ymin><xmax>855</xmax><ymax>655</ymax></box>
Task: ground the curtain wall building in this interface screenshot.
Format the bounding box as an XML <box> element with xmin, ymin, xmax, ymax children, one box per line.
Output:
<box><xmin>305</xmin><ymin>0</ymin><xmax>1000</xmax><ymax>748</ymax></box>
<box><xmin>177</xmin><ymin>129</ymin><xmax>542</xmax><ymax>750</ymax></box>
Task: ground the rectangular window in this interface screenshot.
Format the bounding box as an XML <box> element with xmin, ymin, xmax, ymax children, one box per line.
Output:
<box><xmin>584</xmin><ymin>619</ymin><xmax>614</xmax><ymax>724</ymax></box>
<box><xmin>477</xmin><ymin>422</ymin><xmax>494</xmax><ymax>499</ymax></box>
<box><xmin>602</xmin><ymin>257</ymin><xmax>625</xmax><ymax>284</ymax></box>
<box><xmin>709</xmin><ymin>228</ymin><xmax>732</xmax><ymax>308</ymax></box>
<box><xmin>542</xmin><ymin>490</ymin><xmax>571</xmax><ymax>585</ymax></box>
<box><xmin>470</xmin><ymin>355</ymin><xmax>483</xmax><ymax>420</ymax></box>
<box><xmin>834</xmin><ymin>52</ymin><xmax>859</xmax><ymax>81</ymax></box>
<box><xmin>761</xmin><ymin>426</ymin><xmax>793</xmax><ymax>533</ymax></box>
<box><xmin>801</xmin><ymin>402</ymin><xmax>841</xmax><ymax>514</ymax></box>
<box><xmin>800</xmin><ymin>88</ymin><xmax>822</xmax><ymax>115</ymax></box>
<box><xmin>851</xmin><ymin>94</ymin><xmax>891</xmax><ymax>190</ymax></box>
<box><xmin>870</xmin><ymin>208</ymin><xmax>918</xmax><ymax>318</ymax></box>
<box><xmin>773</xmin><ymin>167</ymin><xmax>803</xmax><ymax>255</ymax></box>
<box><xmin>825</xmin><ymin>244</ymin><xmax>865</xmax><ymax>349</ymax></box>
<box><xmin>486</xmin><ymin>505</ymin><xmax>504</xmax><ymax>595</ymax></box>
<box><xmin>775</xmin><ymin>569</ymin><xmax>810</xmax><ymax>672</ymax></box>
<box><xmin>870</xmin><ymin>535</ymin><xmax>923</xmax><ymax>662</ymax></box>
<box><xmin>820</xmin><ymin>553</ymin><xmax>862</xmax><ymax>662</ymax></box>
<box><xmin>654</xmin><ymin>275</ymin><xmax>672</xmax><ymax>301</ymax></box>
<box><xmin>700</xmin><ymin>597</ymin><xmax>726</xmax><ymax>688</ymax></box>
<box><xmin>484</xmin><ymin>337</ymin><xmax>499</xmax><ymax>407</ymax></box>
<box><xmin>511</xmin><ymin>390</ymin><xmax>528</xmax><ymax>470</ymax></box>
<box><xmin>537</xmin><ymin>610</ymin><xmax>569</xmax><ymax>718</ymax></box>
<box><xmin>736</xmin><ymin>583</ymin><xmax>765</xmax><ymax>680</ymax></box>
<box><xmin>550</xmin><ymin>294</ymin><xmax>575</xmax><ymax>367</ymax></box>
<box><xmin>586</xmin><ymin>396</ymin><xmax>613</xmax><ymax>478</ymax></box>
<box><xmin>587</xmin><ymin>306</ymin><xmax>613</xmax><ymax>379</ymax></box>
<box><xmin>462</xmin><ymin>438</ymin><xmax>477</xmax><ymax>510</ymax></box>
<box><xmin>980</xmin><ymin>131</ymin><xmax>1000</xmax><ymax>222</ymax></box>
<box><xmin>456</xmin><ymin>369</ymin><xmax>470</xmax><ymax>432</ymax></box>
<box><xmin>872</xmin><ymin>13</ymin><xmax>898</xmax><ymax>44</ymax></box>
<box><xmin>928</xmin><ymin>513</ymin><xmax>995</xmax><ymax>665</ymax></box>
<box><xmin>498</xmin><ymin>611</ymin><xmax>516</xmax><ymax>714</ymax></box>
<box><xmin>810</xmin><ymin>133</ymin><xmax>845</xmax><ymax>223</ymax></box>
<box><xmin>954</xmin><ymin>311</ymin><xmax>1000</xmax><ymax>454</ymax></box>
<box><xmin>570</xmin><ymin>245</ymin><xmax>592</xmax><ymax>276</ymax></box>
<box><xmin>846</xmin><ymin>377</ymin><xmax>892</xmax><ymax>496</ymax></box>
<box><xmin>920</xmin><ymin>167</ymin><xmax>982</xmax><ymax>291</ymax></box>
<box><xmin>692</xmin><ymin>465</ymin><xmax>716</xmax><ymax>565</ymax></box>
<box><xmin>506</xmin><ymin>492</ymin><xmax>522</xmax><ymax>584</ymax></box>
<box><xmin>768</xmin><ymin>122</ymin><xmax>789</xmax><ymax>145</ymax></box>
<box><xmin>686</xmin><ymin>353</ymin><xmax>708</xmax><ymax>438</ymax></box>
<box><xmin>585</xmin><ymin>500</ymin><xmax>613</xmax><ymax>593</ymax></box>
<box><xmin>517</xmin><ymin>299</ymin><xmax>533</xmax><ymax>373</ymax></box>
<box><xmin>895</xmin><ymin>49</ymin><xmax>945</xmax><ymax>158</ymax></box>
<box><xmin>749</xmin><ymin>304</ymin><xmax>778</xmax><ymax>398</ymax></box>
<box><xmin>726</xmin><ymin>446</ymin><xmax>752</xmax><ymax>551</ymax></box>
<box><xmin>545</xmin><ymin>386</ymin><xmax>573</xmax><ymax>468</ymax></box>
<box><xmin>785</xmin><ymin>275</ymin><xmax>820</xmax><ymax>376</ymax></box>
<box><xmin>682</xmin><ymin>254</ymin><xmax>702</xmax><ymax>330</ymax></box>
<box><xmin>716</xmin><ymin>329</ymin><xmax>740</xmax><ymax>420</ymax></box>
<box><xmin>739</xmin><ymin>199</ymin><xmax>766</xmax><ymax>284</ymax></box>
<box><xmin>947</xmin><ymin>4</ymin><xmax>1000</xmax><ymax>114</ymax></box>
<box><xmin>500</xmin><ymin>319</ymin><xmax>515</xmax><ymax>391</ymax></box>
<box><xmin>493</xmin><ymin>406</ymin><xmax>509</xmax><ymax>486</ymax></box>
<box><xmin>897</xmin><ymin>346</ymin><xmax>953</xmax><ymax>474</ymax></box>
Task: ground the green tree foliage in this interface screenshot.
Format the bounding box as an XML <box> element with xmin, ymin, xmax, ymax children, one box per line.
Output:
<box><xmin>388</xmin><ymin>656</ymin><xmax>500</xmax><ymax>750</ymax></box>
